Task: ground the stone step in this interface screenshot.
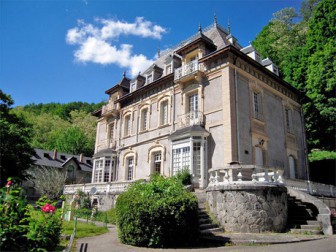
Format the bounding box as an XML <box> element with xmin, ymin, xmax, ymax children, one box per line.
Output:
<box><xmin>200</xmin><ymin>227</ymin><xmax>224</xmax><ymax>234</ymax></box>
<box><xmin>300</xmin><ymin>224</ymin><xmax>322</xmax><ymax>230</ymax></box>
<box><xmin>200</xmin><ymin>223</ymin><xmax>218</xmax><ymax>230</ymax></box>
<box><xmin>307</xmin><ymin>220</ymin><xmax>320</xmax><ymax>225</ymax></box>
<box><xmin>290</xmin><ymin>228</ymin><xmax>323</xmax><ymax>235</ymax></box>
<box><xmin>199</xmin><ymin>218</ymin><xmax>212</xmax><ymax>225</ymax></box>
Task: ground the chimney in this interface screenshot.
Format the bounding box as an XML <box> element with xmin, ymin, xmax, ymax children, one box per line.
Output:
<box><xmin>53</xmin><ymin>149</ymin><xmax>57</xmax><ymax>160</ymax></box>
<box><xmin>79</xmin><ymin>153</ymin><xmax>83</xmax><ymax>163</ymax></box>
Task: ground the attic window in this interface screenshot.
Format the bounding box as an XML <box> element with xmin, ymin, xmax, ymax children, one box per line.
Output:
<box><xmin>130</xmin><ymin>82</ymin><xmax>136</xmax><ymax>92</ymax></box>
<box><xmin>166</xmin><ymin>64</ymin><xmax>172</xmax><ymax>75</ymax></box>
<box><xmin>60</xmin><ymin>155</ymin><xmax>66</xmax><ymax>160</ymax></box>
<box><xmin>86</xmin><ymin>160</ymin><xmax>92</xmax><ymax>164</ymax></box>
<box><xmin>146</xmin><ymin>74</ymin><xmax>153</xmax><ymax>84</ymax></box>
<box><xmin>43</xmin><ymin>153</ymin><xmax>50</xmax><ymax>158</ymax></box>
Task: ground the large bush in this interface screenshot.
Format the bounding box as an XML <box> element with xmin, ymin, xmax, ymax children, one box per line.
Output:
<box><xmin>115</xmin><ymin>175</ymin><xmax>199</xmax><ymax>248</ymax></box>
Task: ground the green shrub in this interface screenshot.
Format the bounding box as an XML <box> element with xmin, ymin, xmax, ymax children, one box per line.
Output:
<box><xmin>175</xmin><ymin>168</ymin><xmax>192</xmax><ymax>185</ymax></box>
<box><xmin>0</xmin><ymin>179</ymin><xmax>63</xmax><ymax>251</ymax></box>
<box><xmin>116</xmin><ymin>175</ymin><xmax>199</xmax><ymax>248</ymax></box>
<box><xmin>26</xmin><ymin>206</ymin><xmax>62</xmax><ymax>251</ymax></box>
<box><xmin>0</xmin><ymin>180</ymin><xmax>29</xmax><ymax>251</ymax></box>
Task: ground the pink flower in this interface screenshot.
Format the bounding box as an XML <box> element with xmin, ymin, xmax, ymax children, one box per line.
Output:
<box><xmin>41</xmin><ymin>203</ymin><xmax>56</xmax><ymax>214</ymax></box>
<box><xmin>5</xmin><ymin>180</ymin><xmax>12</xmax><ymax>187</ymax></box>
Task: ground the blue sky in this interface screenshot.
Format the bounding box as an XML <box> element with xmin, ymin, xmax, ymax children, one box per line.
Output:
<box><xmin>0</xmin><ymin>0</ymin><xmax>303</xmax><ymax>106</ymax></box>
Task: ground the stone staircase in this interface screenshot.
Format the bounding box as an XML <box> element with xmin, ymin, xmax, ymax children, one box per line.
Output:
<box><xmin>194</xmin><ymin>190</ymin><xmax>223</xmax><ymax>235</ymax></box>
<box><xmin>287</xmin><ymin>195</ymin><xmax>323</xmax><ymax>235</ymax></box>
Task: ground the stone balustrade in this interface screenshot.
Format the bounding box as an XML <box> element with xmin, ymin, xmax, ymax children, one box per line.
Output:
<box><xmin>285</xmin><ymin>178</ymin><xmax>336</xmax><ymax>198</ymax></box>
<box><xmin>208</xmin><ymin>164</ymin><xmax>284</xmax><ymax>187</ymax></box>
<box><xmin>63</xmin><ymin>181</ymin><xmax>133</xmax><ymax>195</ymax></box>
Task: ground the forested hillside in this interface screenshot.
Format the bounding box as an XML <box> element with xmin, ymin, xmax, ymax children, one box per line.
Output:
<box><xmin>252</xmin><ymin>0</ymin><xmax>335</xmax><ymax>160</ymax></box>
<box><xmin>13</xmin><ymin>101</ymin><xmax>105</xmax><ymax>156</ymax></box>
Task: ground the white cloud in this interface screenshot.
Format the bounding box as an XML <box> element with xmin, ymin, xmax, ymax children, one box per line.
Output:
<box><xmin>66</xmin><ymin>17</ymin><xmax>166</xmax><ymax>76</ymax></box>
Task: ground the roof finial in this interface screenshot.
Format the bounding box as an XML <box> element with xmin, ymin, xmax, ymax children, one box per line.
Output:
<box><xmin>214</xmin><ymin>12</ymin><xmax>218</xmax><ymax>27</ymax></box>
<box><xmin>123</xmin><ymin>71</ymin><xmax>126</xmax><ymax>78</ymax></box>
<box><xmin>228</xmin><ymin>17</ymin><xmax>231</xmax><ymax>34</ymax></box>
<box><xmin>198</xmin><ymin>23</ymin><xmax>202</xmax><ymax>33</ymax></box>
<box><xmin>157</xmin><ymin>47</ymin><xmax>160</xmax><ymax>58</ymax></box>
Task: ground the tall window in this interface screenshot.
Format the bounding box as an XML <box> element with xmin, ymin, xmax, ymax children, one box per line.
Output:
<box><xmin>193</xmin><ymin>142</ymin><xmax>201</xmax><ymax>177</ymax></box>
<box><xmin>173</xmin><ymin>146</ymin><xmax>190</xmax><ymax>175</ymax></box>
<box><xmin>160</xmin><ymin>100</ymin><xmax>168</xmax><ymax>126</ymax></box>
<box><xmin>189</xmin><ymin>93</ymin><xmax>198</xmax><ymax>119</ymax></box>
<box><xmin>124</xmin><ymin>115</ymin><xmax>131</xmax><ymax>137</ymax></box>
<box><xmin>103</xmin><ymin>159</ymin><xmax>111</xmax><ymax>182</ymax></box>
<box><xmin>94</xmin><ymin>159</ymin><xmax>104</xmax><ymax>182</ymax></box>
<box><xmin>141</xmin><ymin>108</ymin><xmax>148</xmax><ymax>131</ymax></box>
<box><xmin>110</xmin><ymin>160</ymin><xmax>116</xmax><ymax>181</ymax></box>
<box><xmin>109</xmin><ymin>123</ymin><xmax>114</xmax><ymax>144</ymax></box>
<box><xmin>285</xmin><ymin>108</ymin><xmax>293</xmax><ymax>133</ymax></box>
<box><xmin>253</xmin><ymin>92</ymin><xmax>263</xmax><ymax>120</ymax></box>
<box><xmin>154</xmin><ymin>152</ymin><xmax>162</xmax><ymax>174</ymax></box>
<box><xmin>127</xmin><ymin>158</ymin><xmax>134</xmax><ymax>180</ymax></box>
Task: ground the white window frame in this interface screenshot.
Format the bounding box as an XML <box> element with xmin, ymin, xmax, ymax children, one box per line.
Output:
<box><xmin>130</xmin><ymin>82</ymin><xmax>137</xmax><ymax>92</ymax></box>
<box><xmin>146</xmin><ymin>74</ymin><xmax>153</xmax><ymax>84</ymax></box>
<box><xmin>160</xmin><ymin>100</ymin><xmax>169</xmax><ymax>126</ymax></box>
<box><xmin>124</xmin><ymin>114</ymin><xmax>131</xmax><ymax>137</ymax></box>
<box><xmin>127</xmin><ymin>157</ymin><xmax>134</xmax><ymax>181</ymax></box>
<box><xmin>140</xmin><ymin>108</ymin><xmax>149</xmax><ymax>132</ymax></box>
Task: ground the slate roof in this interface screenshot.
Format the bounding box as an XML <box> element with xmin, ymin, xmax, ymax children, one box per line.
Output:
<box><xmin>32</xmin><ymin>148</ymin><xmax>93</xmax><ymax>172</ymax></box>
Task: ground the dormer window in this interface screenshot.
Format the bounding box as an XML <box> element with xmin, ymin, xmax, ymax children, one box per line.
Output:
<box><xmin>146</xmin><ymin>74</ymin><xmax>153</xmax><ymax>84</ymax></box>
<box><xmin>130</xmin><ymin>82</ymin><xmax>136</xmax><ymax>92</ymax></box>
<box><xmin>165</xmin><ymin>64</ymin><xmax>172</xmax><ymax>75</ymax></box>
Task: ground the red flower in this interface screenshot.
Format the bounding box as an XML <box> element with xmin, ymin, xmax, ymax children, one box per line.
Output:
<box><xmin>5</xmin><ymin>180</ymin><xmax>12</xmax><ymax>187</ymax></box>
<box><xmin>41</xmin><ymin>203</ymin><xmax>56</xmax><ymax>214</ymax></box>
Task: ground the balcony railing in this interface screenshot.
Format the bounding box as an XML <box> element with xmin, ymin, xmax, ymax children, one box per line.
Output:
<box><xmin>96</xmin><ymin>139</ymin><xmax>116</xmax><ymax>152</ymax></box>
<box><xmin>208</xmin><ymin>164</ymin><xmax>284</xmax><ymax>187</ymax></box>
<box><xmin>177</xmin><ymin>111</ymin><xmax>205</xmax><ymax>129</ymax></box>
<box><xmin>102</xmin><ymin>103</ymin><xmax>118</xmax><ymax>116</ymax></box>
<box><xmin>285</xmin><ymin>179</ymin><xmax>336</xmax><ymax>197</ymax></box>
<box><xmin>63</xmin><ymin>181</ymin><xmax>133</xmax><ymax>195</ymax></box>
<box><xmin>174</xmin><ymin>60</ymin><xmax>201</xmax><ymax>80</ymax></box>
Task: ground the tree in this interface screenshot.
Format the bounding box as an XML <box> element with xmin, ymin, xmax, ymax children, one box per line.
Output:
<box><xmin>0</xmin><ymin>90</ymin><xmax>34</xmax><ymax>186</ymax></box>
<box><xmin>54</xmin><ymin>126</ymin><xmax>93</xmax><ymax>156</ymax></box>
<box><xmin>26</xmin><ymin>166</ymin><xmax>66</xmax><ymax>200</ymax></box>
<box><xmin>253</xmin><ymin>0</ymin><xmax>335</xmax><ymax>152</ymax></box>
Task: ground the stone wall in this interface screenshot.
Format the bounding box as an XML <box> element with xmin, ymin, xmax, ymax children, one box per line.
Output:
<box><xmin>206</xmin><ymin>185</ymin><xmax>287</xmax><ymax>233</ymax></box>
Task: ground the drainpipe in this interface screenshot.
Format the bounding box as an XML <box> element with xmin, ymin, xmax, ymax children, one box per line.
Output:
<box><xmin>233</xmin><ymin>56</ymin><xmax>241</xmax><ymax>163</ymax></box>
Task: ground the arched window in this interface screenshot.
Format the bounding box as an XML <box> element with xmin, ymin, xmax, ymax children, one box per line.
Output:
<box><xmin>289</xmin><ymin>155</ymin><xmax>296</xmax><ymax>179</ymax></box>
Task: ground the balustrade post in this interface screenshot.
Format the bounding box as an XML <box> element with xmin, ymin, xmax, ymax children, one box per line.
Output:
<box><xmin>237</xmin><ymin>171</ymin><xmax>242</xmax><ymax>182</ymax></box>
<box><xmin>251</xmin><ymin>169</ymin><xmax>257</xmax><ymax>182</ymax></box>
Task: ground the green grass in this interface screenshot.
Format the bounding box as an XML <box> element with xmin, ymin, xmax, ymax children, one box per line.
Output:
<box><xmin>62</xmin><ymin>220</ymin><xmax>109</xmax><ymax>238</ymax></box>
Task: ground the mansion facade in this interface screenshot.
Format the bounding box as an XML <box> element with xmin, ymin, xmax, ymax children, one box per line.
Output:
<box><xmin>90</xmin><ymin>22</ymin><xmax>307</xmax><ymax>190</ymax></box>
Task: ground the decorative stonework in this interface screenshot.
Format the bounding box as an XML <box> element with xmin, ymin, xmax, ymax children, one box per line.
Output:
<box><xmin>206</xmin><ymin>185</ymin><xmax>287</xmax><ymax>233</ymax></box>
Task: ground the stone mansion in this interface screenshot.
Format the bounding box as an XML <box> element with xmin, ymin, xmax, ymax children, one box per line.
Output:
<box><xmin>89</xmin><ymin>20</ymin><xmax>307</xmax><ymax>191</ymax></box>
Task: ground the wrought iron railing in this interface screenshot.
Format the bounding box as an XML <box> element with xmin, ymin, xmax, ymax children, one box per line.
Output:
<box><xmin>177</xmin><ymin>111</ymin><xmax>205</xmax><ymax>128</ymax></box>
<box><xmin>174</xmin><ymin>60</ymin><xmax>201</xmax><ymax>80</ymax></box>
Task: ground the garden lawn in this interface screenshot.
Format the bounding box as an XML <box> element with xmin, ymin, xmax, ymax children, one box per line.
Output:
<box><xmin>62</xmin><ymin>221</ymin><xmax>108</xmax><ymax>238</ymax></box>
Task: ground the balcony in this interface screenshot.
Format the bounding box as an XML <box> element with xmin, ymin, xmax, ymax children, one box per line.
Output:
<box><xmin>174</xmin><ymin>60</ymin><xmax>203</xmax><ymax>83</ymax></box>
<box><xmin>102</xmin><ymin>102</ymin><xmax>119</xmax><ymax>117</ymax></box>
<box><xmin>63</xmin><ymin>181</ymin><xmax>133</xmax><ymax>195</ymax></box>
<box><xmin>96</xmin><ymin>139</ymin><xmax>116</xmax><ymax>152</ymax></box>
<box><xmin>177</xmin><ymin>111</ymin><xmax>205</xmax><ymax>129</ymax></box>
